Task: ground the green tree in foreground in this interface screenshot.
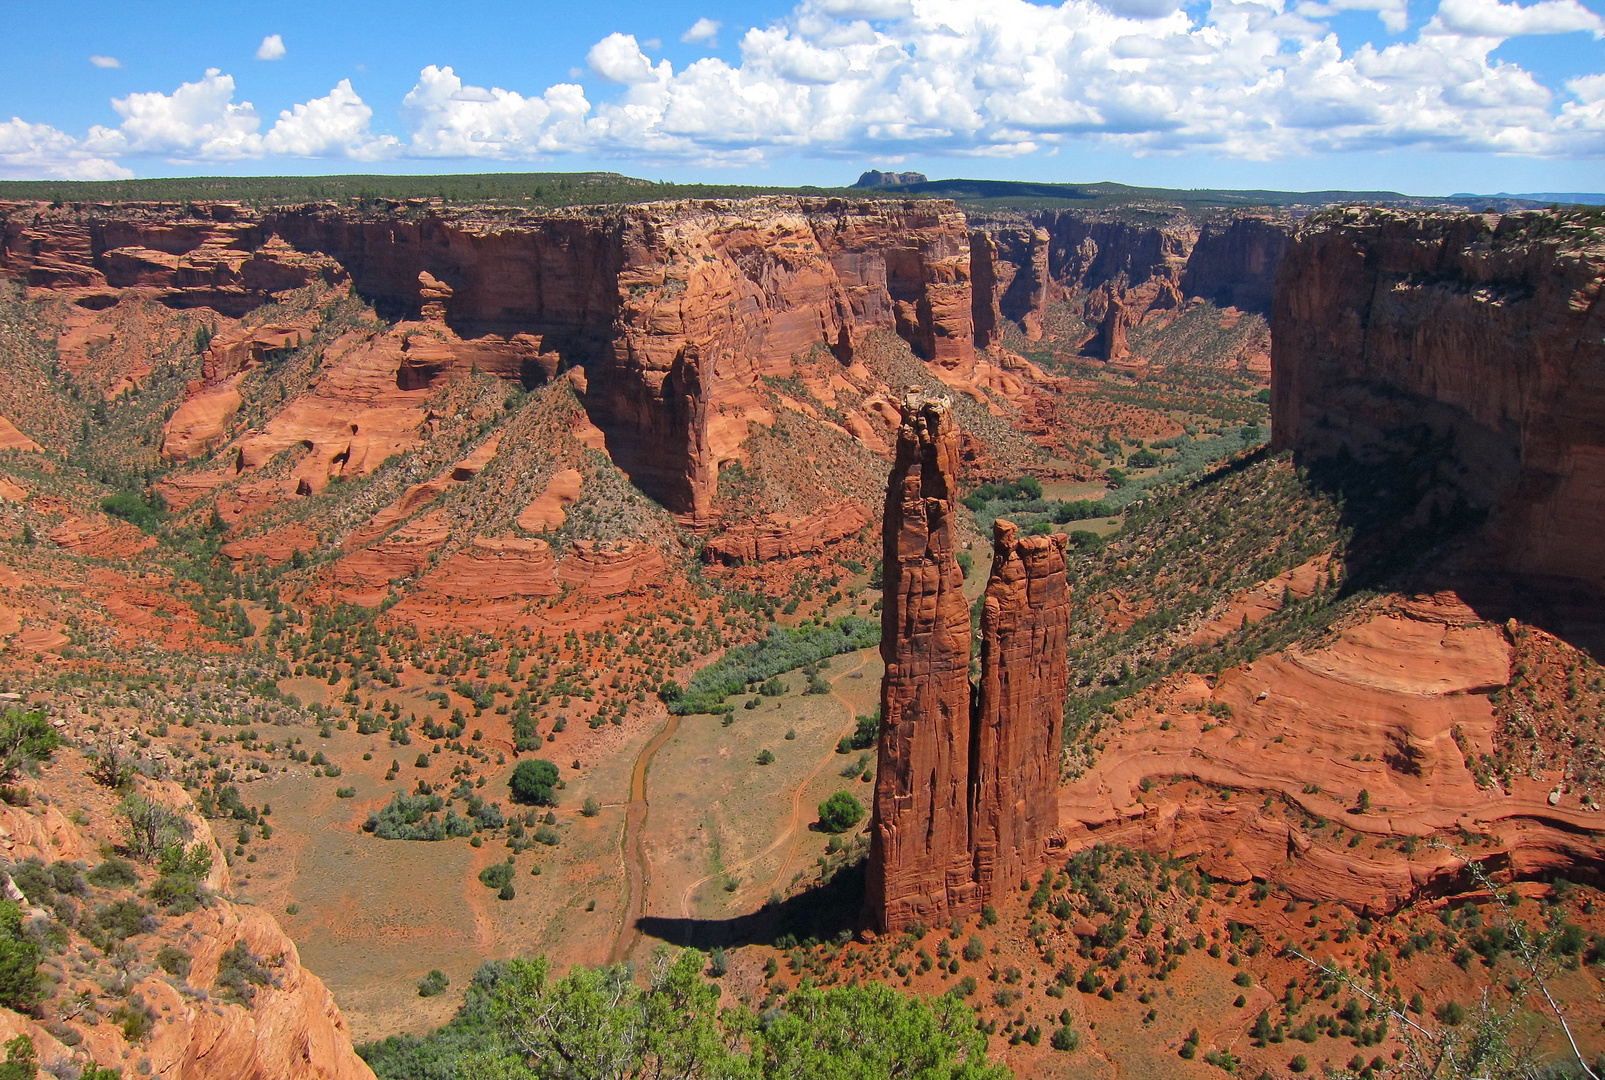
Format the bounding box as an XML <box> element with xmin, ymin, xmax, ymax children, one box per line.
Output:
<box><xmin>361</xmin><ymin>949</ymin><xmax>1008</xmax><ymax>1080</ymax></box>
<box><xmin>818</xmin><ymin>791</ymin><xmax>866</xmax><ymax>834</ymax></box>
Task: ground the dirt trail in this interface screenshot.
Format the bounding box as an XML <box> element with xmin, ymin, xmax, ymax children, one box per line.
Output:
<box><xmin>609</xmin><ymin>711</ymin><xmax>681</xmax><ymax>964</ymax></box>
<box><xmin>676</xmin><ymin>649</ymin><xmax>873</xmax><ymax>919</ymax></box>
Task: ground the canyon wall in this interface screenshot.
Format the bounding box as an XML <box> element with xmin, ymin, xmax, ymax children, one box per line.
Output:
<box><xmin>866</xmin><ymin>396</ymin><xmax>1071</xmax><ymax>932</ymax></box>
<box><xmin>0</xmin><ymin>197</ymin><xmax>974</xmax><ymax>526</ymax></box>
<box><xmin>968</xmin><ymin>209</ymin><xmax>1290</xmax><ymax>359</ymax></box>
<box><xmin>1273</xmin><ymin>209</ymin><xmax>1605</xmax><ymax>599</ymax></box>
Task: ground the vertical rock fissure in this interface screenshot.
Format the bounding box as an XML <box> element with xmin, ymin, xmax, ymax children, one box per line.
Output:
<box><xmin>865</xmin><ymin>395</ymin><xmax>1070</xmax><ymax>933</ymax></box>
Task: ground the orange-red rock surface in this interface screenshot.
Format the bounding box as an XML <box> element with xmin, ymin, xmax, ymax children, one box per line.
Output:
<box><xmin>702</xmin><ymin>501</ymin><xmax>871</xmax><ymax>565</ymax></box>
<box><xmin>1056</xmin><ymin>592</ymin><xmax>1605</xmax><ymax>912</ymax></box>
<box><xmin>867</xmin><ymin>394</ymin><xmax>976</xmax><ymax>932</ymax></box>
<box><xmin>969</xmin><ymin>521</ymin><xmax>1070</xmax><ymax>901</ymax></box>
<box><xmin>0</xmin><ymin>415</ymin><xmax>42</xmax><ymax>452</ymax></box>
<box><xmin>868</xmin><ymin>408</ymin><xmax>1076</xmax><ymax>932</ymax></box>
<box><xmin>0</xmin><ymin>771</ymin><xmax>372</xmax><ymax>1080</ymax></box>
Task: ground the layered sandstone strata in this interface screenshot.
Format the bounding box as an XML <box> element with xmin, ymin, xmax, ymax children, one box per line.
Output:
<box><xmin>867</xmin><ymin>398</ymin><xmax>1072</xmax><ymax>932</ymax></box>
<box><xmin>866</xmin><ymin>394</ymin><xmax>975</xmax><ymax>931</ymax></box>
<box><xmin>969</xmin><ymin>521</ymin><xmax>1071</xmax><ymax>898</ymax></box>
<box><xmin>1273</xmin><ymin>209</ymin><xmax>1605</xmax><ymax>599</ymax></box>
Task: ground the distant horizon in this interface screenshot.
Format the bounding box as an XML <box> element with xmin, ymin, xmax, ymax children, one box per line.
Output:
<box><xmin>1</xmin><ymin>167</ymin><xmax>1601</xmax><ymax>205</ymax></box>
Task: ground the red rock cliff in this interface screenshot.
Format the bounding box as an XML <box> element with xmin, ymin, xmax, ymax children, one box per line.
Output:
<box><xmin>2</xmin><ymin>197</ymin><xmax>974</xmax><ymax>526</ymax></box>
<box><xmin>866</xmin><ymin>393</ymin><xmax>975</xmax><ymax>932</ymax></box>
<box><xmin>1272</xmin><ymin>208</ymin><xmax>1605</xmax><ymax>599</ymax></box>
<box><xmin>969</xmin><ymin>521</ymin><xmax>1070</xmax><ymax>899</ymax></box>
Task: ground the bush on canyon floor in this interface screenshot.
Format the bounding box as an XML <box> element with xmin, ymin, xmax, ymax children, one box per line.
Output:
<box><xmin>417</xmin><ymin>969</ymin><xmax>449</xmax><ymax>998</ymax></box>
<box><xmin>818</xmin><ymin>791</ymin><xmax>865</xmax><ymax>834</ymax></box>
<box><xmin>478</xmin><ymin>862</ymin><xmax>515</xmax><ymax>891</ymax></box>
<box><xmin>363</xmin><ymin>792</ymin><xmax>474</xmax><ymax>841</ymax></box>
<box><xmin>359</xmin><ymin>950</ymin><xmax>1008</xmax><ymax>1080</ymax></box>
<box><xmin>509</xmin><ymin>759</ymin><xmax>560</xmax><ymax>806</ymax></box>
<box><xmin>666</xmin><ymin>617</ymin><xmax>879</xmax><ymax>715</ymax></box>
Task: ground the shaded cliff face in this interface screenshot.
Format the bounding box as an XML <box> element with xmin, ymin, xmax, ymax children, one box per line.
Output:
<box><xmin>866</xmin><ymin>394</ymin><xmax>974</xmax><ymax>932</ymax></box>
<box><xmin>1272</xmin><ymin>209</ymin><xmax>1605</xmax><ymax>600</ymax></box>
<box><xmin>867</xmin><ymin>400</ymin><xmax>1071</xmax><ymax>933</ymax></box>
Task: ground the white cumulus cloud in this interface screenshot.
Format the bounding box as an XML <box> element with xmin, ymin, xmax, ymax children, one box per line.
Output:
<box><xmin>4</xmin><ymin>0</ymin><xmax>1605</xmax><ymax>178</ymax></box>
<box><xmin>95</xmin><ymin>68</ymin><xmax>262</xmax><ymax>159</ymax></box>
<box><xmin>588</xmin><ymin>33</ymin><xmax>672</xmax><ymax>84</ymax></box>
<box><xmin>399</xmin><ymin>65</ymin><xmax>591</xmax><ymax>158</ymax></box>
<box><xmin>89</xmin><ymin>55</ymin><xmax>121</xmax><ymax>69</ymax></box>
<box><xmin>262</xmin><ymin>79</ymin><xmax>401</xmax><ymax>159</ymax></box>
<box><xmin>0</xmin><ymin>118</ymin><xmax>132</xmax><ymax>179</ymax></box>
<box><xmin>256</xmin><ymin>34</ymin><xmax>287</xmax><ymax>61</ymax></box>
<box><xmin>1432</xmin><ymin>0</ymin><xmax>1603</xmax><ymax>36</ymax></box>
<box><xmin>682</xmin><ymin>17</ymin><xmax>723</xmax><ymax>44</ymax></box>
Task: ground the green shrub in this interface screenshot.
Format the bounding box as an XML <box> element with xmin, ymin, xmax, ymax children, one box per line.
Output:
<box><xmin>363</xmin><ymin>793</ymin><xmax>474</xmax><ymax>841</ymax></box>
<box><xmin>478</xmin><ymin>863</ymin><xmax>515</xmax><ymax>891</ymax></box>
<box><xmin>0</xmin><ymin>710</ymin><xmax>59</xmax><ymax>784</ymax></box>
<box><xmin>417</xmin><ymin>969</ymin><xmax>449</xmax><ymax>997</ymax></box>
<box><xmin>215</xmin><ymin>941</ymin><xmax>273</xmax><ymax>1005</ymax></box>
<box><xmin>87</xmin><ymin>858</ymin><xmax>138</xmax><ymax>889</ymax></box>
<box><xmin>0</xmin><ymin>903</ymin><xmax>40</xmax><ymax>1011</ymax></box>
<box><xmin>1050</xmin><ymin>1025</ymin><xmax>1079</xmax><ymax>1051</ymax></box>
<box><xmin>509</xmin><ymin>760</ymin><xmax>560</xmax><ymax>806</ymax></box>
<box><xmin>157</xmin><ymin>945</ymin><xmax>192</xmax><ymax>978</ymax></box>
<box><xmin>817</xmin><ymin>791</ymin><xmax>864</xmax><ymax>833</ymax></box>
<box><xmin>533</xmin><ymin>825</ymin><xmax>561</xmax><ymax>846</ymax></box>
<box><xmin>756</xmin><ymin>749</ymin><xmax>776</xmax><ymax>766</ymax></box>
<box><xmin>666</xmin><ymin>618</ymin><xmax>878</xmax><ymax>714</ymax></box>
<box><xmin>0</xmin><ymin>1034</ymin><xmax>35</xmax><ymax>1080</ymax></box>
<box><xmin>111</xmin><ymin>996</ymin><xmax>154</xmax><ymax>1041</ymax></box>
<box><xmin>100</xmin><ymin>490</ymin><xmax>166</xmax><ymax>533</ymax></box>
<box><xmin>963</xmin><ymin>935</ymin><xmax>985</xmax><ymax>963</ymax></box>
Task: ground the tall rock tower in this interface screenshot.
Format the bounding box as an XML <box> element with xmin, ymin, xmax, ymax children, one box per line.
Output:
<box><xmin>866</xmin><ymin>397</ymin><xmax>1071</xmax><ymax>933</ymax></box>
<box><xmin>865</xmin><ymin>393</ymin><xmax>976</xmax><ymax>932</ymax></box>
<box><xmin>968</xmin><ymin>520</ymin><xmax>1071</xmax><ymax>898</ymax></box>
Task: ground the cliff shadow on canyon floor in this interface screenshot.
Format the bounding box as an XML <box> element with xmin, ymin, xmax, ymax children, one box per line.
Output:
<box><xmin>636</xmin><ymin>861</ymin><xmax>866</xmax><ymax>951</ymax></box>
<box><xmin>1287</xmin><ymin>433</ymin><xmax>1605</xmax><ymax>664</ymax></box>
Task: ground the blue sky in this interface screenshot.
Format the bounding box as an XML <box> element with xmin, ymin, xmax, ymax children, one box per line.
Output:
<box><xmin>1</xmin><ymin>0</ymin><xmax>1602</xmax><ymax>194</ymax></box>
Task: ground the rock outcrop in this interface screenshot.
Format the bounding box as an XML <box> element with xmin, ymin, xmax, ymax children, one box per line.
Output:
<box><xmin>1056</xmin><ymin>592</ymin><xmax>1605</xmax><ymax>913</ymax></box>
<box><xmin>0</xmin><ymin>761</ymin><xmax>372</xmax><ymax>1080</ymax></box>
<box><xmin>969</xmin><ymin>522</ymin><xmax>1071</xmax><ymax>899</ymax></box>
<box><xmin>867</xmin><ymin>397</ymin><xmax>1071</xmax><ymax>932</ymax></box>
<box><xmin>701</xmin><ymin>501</ymin><xmax>872</xmax><ymax>565</ymax></box>
<box><xmin>866</xmin><ymin>394</ymin><xmax>976</xmax><ymax>931</ymax></box>
<box><xmin>1273</xmin><ymin>209</ymin><xmax>1605</xmax><ymax>600</ymax></box>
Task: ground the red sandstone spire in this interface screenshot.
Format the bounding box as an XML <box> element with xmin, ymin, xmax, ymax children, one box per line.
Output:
<box><xmin>969</xmin><ymin>520</ymin><xmax>1071</xmax><ymax>897</ymax></box>
<box><xmin>866</xmin><ymin>401</ymin><xmax>1073</xmax><ymax>933</ymax></box>
<box><xmin>865</xmin><ymin>392</ymin><xmax>975</xmax><ymax>932</ymax></box>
